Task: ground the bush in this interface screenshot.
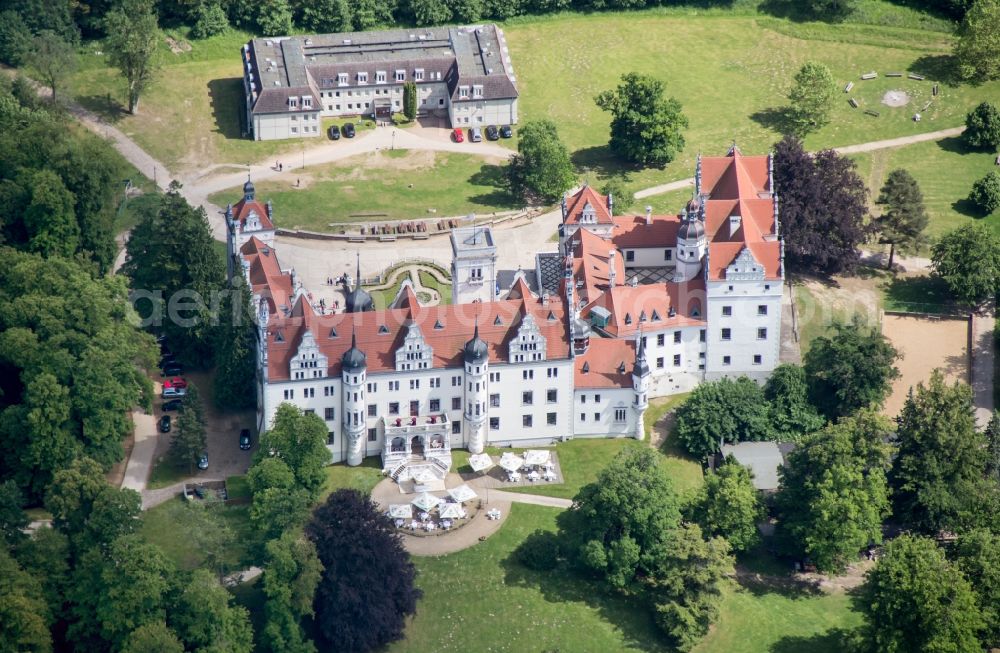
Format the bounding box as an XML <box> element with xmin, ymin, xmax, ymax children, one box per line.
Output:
<box><xmin>970</xmin><ymin>171</ymin><xmax>1000</xmax><ymax>214</ymax></box>
<box><xmin>191</xmin><ymin>2</ymin><xmax>229</xmax><ymax>39</ymax></box>
<box><xmin>515</xmin><ymin>529</ymin><xmax>562</xmax><ymax>570</ymax></box>
<box><xmin>964</xmin><ymin>102</ymin><xmax>1000</xmax><ymax>151</ymax></box>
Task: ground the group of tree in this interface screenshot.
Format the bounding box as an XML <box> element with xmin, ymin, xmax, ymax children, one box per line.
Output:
<box><xmin>169</xmin><ymin>382</ymin><xmax>208</xmax><ymax>473</ymax></box>
<box><xmin>0</xmin><ymin>458</ymin><xmax>254</xmax><ymax>651</ymax></box>
<box><xmin>504</xmin><ymin>119</ymin><xmax>575</xmax><ymax>203</ymax></box>
<box><xmin>673</xmin><ymin>362</ymin><xmax>829</xmax><ymax>460</ymax></box>
<box><xmin>931</xmin><ymin>222</ymin><xmax>1000</xmax><ymax>306</ymax></box>
<box><xmin>773</xmin><ymin>135</ymin><xmax>869</xmax><ymax>275</ymax></box>
<box><xmin>523</xmin><ymin>448</ymin><xmax>733</xmax><ymax>651</ymax></box>
<box><xmin>954</xmin><ymin>0</ymin><xmax>1000</xmax><ymax>82</ymax></box>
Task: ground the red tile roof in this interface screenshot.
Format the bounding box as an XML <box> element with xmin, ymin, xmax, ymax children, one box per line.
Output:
<box><xmin>612</xmin><ymin>214</ymin><xmax>680</xmax><ymax>249</ymax></box>
<box><xmin>582</xmin><ymin>281</ymin><xmax>706</xmax><ymax>337</ymax></box>
<box><xmin>569</xmin><ymin>227</ymin><xmax>626</xmax><ymax>304</ymax></box>
<box><xmin>231</xmin><ymin>196</ymin><xmax>275</xmax><ymax>231</ymax></box>
<box><xmin>700</xmin><ymin>147</ymin><xmax>770</xmax><ymax>200</ymax></box>
<box><xmin>575</xmin><ymin>337</ymin><xmax>635</xmax><ymax>389</ymax></box>
<box><xmin>241</xmin><ymin>237</ymin><xmax>294</xmax><ymax>313</ymax></box>
<box><xmin>563</xmin><ymin>185</ymin><xmax>613</xmax><ymax>225</ymax></box>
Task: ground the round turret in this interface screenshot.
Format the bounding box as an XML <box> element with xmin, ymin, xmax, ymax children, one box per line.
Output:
<box><xmin>342</xmin><ymin>338</ymin><xmax>366</xmax><ymax>373</ymax></box>
<box><xmin>678</xmin><ymin>218</ymin><xmax>705</xmax><ymax>241</ymax></box>
<box><xmin>685</xmin><ymin>197</ymin><xmax>701</xmax><ymax>216</ymax></box>
<box><xmin>243</xmin><ymin>178</ymin><xmax>255</xmax><ymax>195</ymax></box>
<box><xmin>463</xmin><ymin>327</ymin><xmax>489</xmax><ymax>365</ymax></box>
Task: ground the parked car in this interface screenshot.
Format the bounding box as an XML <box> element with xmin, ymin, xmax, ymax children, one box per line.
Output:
<box><xmin>342</xmin><ymin>123</ymin><xmax>356</xmax><ymax>138</ymax></box>
<box><xmin>156</xmin><ymin>334</ymin><xmax>168</xmax><ymax>344</ymax></box>
<box><xmin>159</xmin><ymin>415</ymin><xmax>171</xmax><ymax>433</ymax></box>
<box><xmin>500</xmin><ymin>125</ymin><xmax>513</xmax><ymax>138</ymax></box>
<box><xmin>328</xmin><ymin>124</ymin><xmax>341</xmax><ymax>140</ymax></box>
<box><xmin>162</xmin><ymin>364</ymin><xmax>183</xmax><ymax>376</ymax></box>
<box><xmin>197</xmin><ymin>453</ymin><xmax>209</xmax><ymax>470</ymax></box>
<box><xmin>159</xmin><ymin>343</ymin><xmax>172</xmax><ymax>358</ymax></box>
<box><xmin>239</xmin><ymin>428</ymin><xmax>252</xmax><ymax>451</ymax></box>
<box><xmin>451</xmin><ymin>128</ymin><xmax>464</xmax><ymax>143</ymax></box>
<box><xmin>158</xmin><ymin>355</ymin><xmax>176</xmax><ymax>369</ymax></box>
<box><xmin>163</xmin><ymin>377</ymin><xmax>187</xmax><ymax>390</ymax></box>
<box><xmin>485</xmin><ymin>125</ymin><xmax>499</xmax><ymax>141</ymax></box>
<box><xmin>162</xmin><ymin>386</ymin><xmax>187</xmax><ymax>398</ymax></box>
<box><xmin>162</xmin><ymin>399</ymin><xmax>183</xmax><ymax>412</ymax></box>
<box><xmin>469</xmin><ymin>127</ymin><xmax>482</xmax><ymax>142</ymax></box>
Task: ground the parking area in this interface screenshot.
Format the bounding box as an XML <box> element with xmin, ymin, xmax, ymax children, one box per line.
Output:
<box><xmin>150</xmin><ymin>369</ymin><xmax>257</xmax><ymax>482</ymax></box>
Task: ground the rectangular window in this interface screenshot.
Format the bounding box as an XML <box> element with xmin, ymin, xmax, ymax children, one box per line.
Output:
<box><xmin>546</xmin><ymin>389</ymin><xmax>557</xmax><ymax>403</ymax></box>
<box><xmin>376</xmin><ymin>71</ymin><xmax>386</xmax><ymax>83</ymax></box>
<box><xmin>722</xmin><ymin>306</ymin><xmax>732</xmax><ymax>316</ymax></box>
<box><xmin>700</xmin><ymin>329</ymin><xmax>706</xmax><ymax>343</ymax></box>
<box><xmin>366</xmin><ymin>382</ymin><xmax>375</xmax><ymax>393</ymax></box>
<box><xmin>595</xmin><ymin>394</ymin><xmax>601</xmax><ymax>403</ymax></box>
<box><xmin>459</xmin><ymin>85</ymin><xmax>469</xmax><ymax>98</ymax></box>
<box><xmin>410</xmin><ymin>379</ymin><xmax>419</xmax><ymax>390</ymax></box>
<box><xmin>328</xmin><ymin>431</ymin><xmax>335</xmax><ymax>445</ymax></box>
<box><xmin>721</xmin><ymin>328</ymin><xmax>731</xmax><ymax>341</ymax></box>
<box><xmin>547</xmin><ymin>412</ymin><xmax>557</xmax><ymax>426</ymax></box>
<box><xmin>388</xmin><ymin>402</ymin><xmax>399</xmax><ymax>415</ymax></box>
<box><xmin>302</xmin><ymin>96</ymin><xmax>312</xmax><ymax>108</ymax></box>
<box><xmin>673</xmin><ymin>354</ymin><xmax>681</xmax><ymax>367</ymax></box>
<box><xmin>594</xmin><ymin>412</ymin><xmax>600</xmax><ymax>421</ymax></box>
<box><xmin>367</xmin><ymin>404</ymin><xmax>377</xmax><ymax>417</ymax></box>
<box><xmin>473</xmin><ymin>85</ymin><xmax>483</xmax><ymax>98</ymax></box>
<box><xmin>304</xmin><ymin>409</ymin><xmax>315</xmax><ymax>415</ymax></box>
<box><xmin>657</xmin><ymin>334</ymin><xmax>665</xmax><ymax>346</ymax></box>
<box><xmin>452</xmin><ymin>421</ymin><xmax>461</xmax><ymax>434</ymax></box>
<box><xmin>673</xmin><ymin>331</ymin><xmax>681</xmax><ymax>344</ymax></box>
<box><xmin>614</xmin><ymin>408</ymin><xmax>626</xmax><ymax>422</ymax></box>
<box><xmin>429</xmin><ymin>399</ymin><xmax>440</xmax><ymax>412</ymax></box>
<box><xmin>580</xmin><ymin>412</ymin><xmax>586</xmax><ymax>421</ymax></box>
<box><xmin>656</xmin><ymin>357</ymin><xmax>664</xmax><ymax>369</ymax></box>
<box><xmin>395</xmin><ymin>69</ymin><xmax>405</xmax><ymax>82</ymax></box>
<box><xmin>389</xmin><ymin>381</ymin><xmax>399</xmax><ymax>391</ymax></box>
<box><xmin>664</xmin><ymin>249</ymin><xmax>672</xmax><ymax>261</ymax></box>
<box><xmin>324</xmin><ymin>407</ymin><xmax>335</xmax><ymax>420</ymax></box>
<box><xmin>722</xmin><ymin>355</ymin><xmax>731</xmax><ymax>366</ymax></box>
<box><xmin>625</xmin><ymin>250</ymin><xmax>635</xmax><ymax>262</ymax></box>
<box><xmin>490</xmin><ymin>394</ymin><xmax>500</xmax><ymax>407</ymax></box>
<box><xmin>547</xmin><ymin>367</ymin><xmax>558</xmax><ymax>378</ymax></box>
<box><xmin>758</xmin><ymin>305</ymin><xmax>768</xmax><ymax>316</ymax></box>
<box><xmin>522</xmin><ymin>414</ymin><xmax>533</xmax><ymax>428</ymax></box>
<box><xmin>452</xmin><ymin>397</ymin><xmax>461</xmax><ymax>410</ymax></box>
<box><xmin>753</xmin><ymin>354</ymin><xmax>763</xmax><ymax>365</ymax></box>
<box><xmin>522</xmin><ymin>391</ymin><xmax>533</xmax><ymax>405</ymax></box>
<box><xmin>367</xmin><ymin>428</ymin><xmax>377</xmax><ymax>442</ymax></box>
<box><xmin>452</xmin><ymin>376</ymin><xmax>461</xmax><ymax>386</ymax></box>
<box><xmin>523</xmin><ymin>370</ymin><xmax>534</xmax><ymax>380</ymax></box>
<box><xmin>580</xmin><ymin>395</ymin><xmax>586</xmax><ymax>404</ymax></box>
<box><xmin>414</xmin><ymin>68</ymin><xmax>424</xmax><ymax>81</ymax></box>
<box><xmin>357</xmin><ymin>72</ymin><xmax>368</xmax><ymax>84</ymax></box>
<box><xmin>757</xmin><ymin>327</ymin><xmax>767</xmax><ymax>340</ymax></box>
<box><xmin>490</xmin><ymin>417</ymin><xmax>500</xmax><ymax>430</ymax></box>
<box><xmin>337</xmin><ymin>73</ymin><xmax>348</xmax><ymax>85</ymax></box>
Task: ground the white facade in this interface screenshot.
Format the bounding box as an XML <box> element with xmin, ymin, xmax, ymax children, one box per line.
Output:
<box><xmin>451</xmin><ymin>226</ymin><xmax>498</xmax><ymax>304</ymax></box>
<box><xmin>252</xmin><ymin>111</ymin><xmax>323</xmax><ymax>141</ymax></box>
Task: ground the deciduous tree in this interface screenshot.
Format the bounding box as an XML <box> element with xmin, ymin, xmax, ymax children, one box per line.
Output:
<box><xmin>505</xmin><ymin>119</ymin><xmax>575</xmax><ymax>202</ymax></box>
<box><xmin>803</xmin><ymin>318</ymin><xmax>899</xmax><ymax>420</ymax></box>
<box><xmin>954</xmin><ymin>528</ymin><xmax>1000</xmax><ymax>649</ymax></box>
<box><xmin>103</xmin><ymin>0</ymin><xmax>160</xmax><ymax>114</ymax></box>
<box><xmin>169</xmin><ymin>569</ymin><xmax>253</xmax><ymax>653</ymax></box>
<box><xmin>860</xmin><ymin>534</ymin><xmax>984</xmax><ymax>653</ymax></box>
<box><xmin>213</xmin><ymin>277</ymin><xmax>257</xmax><ymax>410</ymax></box>
<box><xmin>0</xmin><ymin>546</ymin><xmax>52</xmax><ymax>653</ymax></box>
<box><xmin>787</xmin><ymin>61</ymin><xmax>836</xmax><ymax>137</ymax></box>
<box><xmin>891</xmin><ymin>370</ymin><xmax>987</xmax><ymax>534</ymax></box>
<box><xmin>774</xmin><ymin>412</ymin><xmax>892</xmax><ymax>573</ymax></box>
<box><xmin>256</xmin><ymin>404</ymin><xmax>332</xmax><ymax>500</ymax></box>
<box><xmin>23</xmin><ymin>169</ymin><xmax>79</xmax><ymax>258</ymax></box>
<box><xmin>955</xmin><ymin>0</ymin><xmax>1000</xmax><ymax>82</ymax></box>
<box><xmin>262</xmin><ymin>531</ymin><xmax>322</xmax><ymax>653</ymax></box>
<box><xmin>964</xmin><ymin>101</ymin><xmax>1000</xmax><ymax>150</ymax></box>
<box><xmin>307</xmin><ymin>489</ymin><xmax>420</xmax><ymax>653</ymax></box>
<box><xmin>931</xmin><ymin>222</ymin><xmax>1000</xmax><ymax>305</ymax></box>
<box><xmin>969</xmin><ymin>170</ymin><xmax>1000</xmax><ymax>214</ymax></box>
<box><xmin>773</xmin><ymin>135</ymin><xmax>869</xmax><ymax>274</ymax></box>
<box><xmin>674</xmin><ymin>376</ymin><xmax>774</xmax><ymax>459</ymax></box>
<box><xmin>685</xmin><ymin>457</ymin><xmax>764</xmax><ymax>553</ymax></box>
<box><xmin>0</xmin><ymin>478</ymin><xmax>29</xmax><ymax>547</ymax></box>
<box><xmin>121</xmin><ymin>622</ymin><xmax>184</xmax><ymax>653</ymax></box>
<box><xmin>874</xmin><ymin>169</ymin><xmax>928</xmax><ymax>270</ymax></box>
<box><xmin>595</xmin><ymin>72</ymin><xmax>688</xmax><ymax>166</ymax></box>
<box><xmin>985</xmin><ymin>410</ymin><xmax>1000</xmax><ymax>483</ymax></box>
<box><xmin>763</xmin><ymin>363</ymin><xmax>825</xmax><ymax>439</ymax></box>
<box><xmin>28</xmin><ymin>31</ymin><xmax>76</xmax><ymax>102</ymax></box>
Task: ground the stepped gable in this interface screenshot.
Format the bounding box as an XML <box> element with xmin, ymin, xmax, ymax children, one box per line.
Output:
<box><xmin>574</xmin><ymin>337</ymin><xmax>635</xmax><ymax>389</ymax></box>
<box><xmin>264</xmin><ymin>293</ymin><xmax>571</xmax><ymax>382</ymax></box>
<box><xmin>563</xmin><ymin>185</ymin><xmax>613</xmax><ymax>225</ymax></box>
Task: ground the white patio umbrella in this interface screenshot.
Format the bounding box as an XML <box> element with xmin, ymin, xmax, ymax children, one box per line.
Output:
<box><xmin>524</xmin><ymin>449</ymin><xmax>551</xmax><ymax>467</ymax></box>
<box><xmin>411</xmin><ymin>492</ymin><xmax>442</xmax><ymax>512</ymax></box>
<box><xmin>388</xmin><ymin>504</ymin><xmax>413</xmax><ymax>519</ymax></box>
<box><xmin>448</xmin><ymin>484</ymin><xmax>478</xmax><ymax>503</ymax></box>
<box><xmin>498</xmin><ymin>452</ymin><xmax>525</xmax><ymax>473</ymax></box>
<box><xmin>410</xmin><ymin>468</ymin><xmax>436</xmax><ymax>485</ymax></box>
<box><xmin>468</xmin><ymin>452</ymin><xmax>495</xmax><ymax>473</ymax></box>
<box><xmin>438</xmin><ymin>503</ymin><xmax>463</xmax><ymax>519</ymax></box>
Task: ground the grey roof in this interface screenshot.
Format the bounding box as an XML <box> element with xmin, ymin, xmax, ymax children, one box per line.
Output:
<box><xmin>244</xmin><ymin>24</ymin><xmax>517</xmax><ymax>116</ymax></box>
<box><xmin>450</xmin><ymin>226</ymin><xmax>495</xmax><ymax>258</ymax></box>
<box><xmin>497</xmin><ymin>269</ymin><xmax>538</xmax><ymax>294</ymax></box>
<box><xmin>463</xmin><ymin>325</ymin><xmax>489</xmax><ymax>364</ymax></box>
<box><xmin>536</xmin><ymin>251</ymin><xmax>564</xmax><ymax>296</ymax></box>
<box><xmin>720</xmin><ymin>441</ymin><xmax>788</xmax><ymax>491</ymax></box>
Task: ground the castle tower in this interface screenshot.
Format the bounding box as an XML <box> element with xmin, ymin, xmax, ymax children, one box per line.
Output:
<box><xmin>462</xmin><ymin>321</ymin><xmax>489</xmax><ymax>454</ymax></box>
<box><xmin>341</xmin><ymin>330</ymin><xmax>367</xmax><ymax>466</ymax></box>
<box><xmin>632</xmin><ymin>332</ymin><xmax>650</xmax><ymax>440</ymax></box>
<box><xmin>675</xmin><ymin>197</ymin><xmax>707</xmax><ymax>283</ymax></box>
<box><xmin>344</xmin><ymin>252</ymin><xmax>375</xmax><ymax>313</ymax></box>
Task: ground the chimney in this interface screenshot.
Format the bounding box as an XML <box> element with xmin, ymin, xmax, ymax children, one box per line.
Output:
<box><xmin>645</xmin><ymin>205</ymin><xmax>653</xmax><ymax>226</ymax></box>
<box><xmin>542</xmin><ymin>291</ymin><xmax>549</xmax><ymax>306</ymax></box>
<box><xmin>729</xmin><ymin>214</ymin><xmax>742</xmax><ymax>238</ymax></box>
<box><xmin>267</xmin><ymin>199</ymin><xmax>273</xmax><ymax>219</ymax></box>
<box><xmin>608</xmin><ymin>249</ymin><xmax>617</xmax><ymax>288</ymax></box>
<box><xmin>607</xmin><ymin>192</ymin><xmax>614</xmax><ymax>216</ymax></box>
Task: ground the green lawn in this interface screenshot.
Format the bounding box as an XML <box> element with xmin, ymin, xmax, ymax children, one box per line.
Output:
<box><xmin>208</xmin><ymin>150</ymin><xmax>517</xmax><ymax>228</ymax></box>
<box><xmin>140</xmin><ymin>497</ymin><xmax>259</xmax><ymax>571</ymax></box>
<box><xmin>320</xmin><ymin>456</ymin><xmax>384</xmax><ymax>498</ymax></box>
<box><xmin>418</xmin><ymin>269</ymin><xmax>452</xmax><ymax>305</ymax></box>
<box><xmin>390</xmin><ymin>502</ymin><xmax>862</xmax><ymax>652</ymax></box>
<box><xmin>146</xmin><ymin>456</ymin><xmax>189</xmax><ymax>490</ymax></box>
<box><xmin>368</xmin><ymin>276</ymin><xmax>406</xmax><ymax>311</ymax></box>
<box><xmin>792</xmin><ymin>282</ymin><xmax>878</xmax><ymax>353</ymax></box>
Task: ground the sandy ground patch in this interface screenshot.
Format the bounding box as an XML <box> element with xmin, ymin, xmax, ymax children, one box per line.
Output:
<box><xmin>881</xmin><ymin>313</ymin><xmax>970</xmax><ymax>417</ymax></box>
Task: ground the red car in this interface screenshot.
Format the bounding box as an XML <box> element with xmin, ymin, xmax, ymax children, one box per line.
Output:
<box><xmin>451</xmin><ymin>128</ymin><xmax>464</xmax><ymax>143</ymax></box>
<box><xmin>163</xmin><ymin>377</ymin><xmax>188</xmax><ymax>390</ymax></box>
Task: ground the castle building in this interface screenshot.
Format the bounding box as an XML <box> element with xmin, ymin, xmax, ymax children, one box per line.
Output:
<box><xmin>227</xmin><ymin>146</ymin><xmax>781</xmax><ymax>475</ymax></box>
<box><xmin>241</xmin><ymin>24</ymin><xmax>518</xmax><ymax>141</ymax></box>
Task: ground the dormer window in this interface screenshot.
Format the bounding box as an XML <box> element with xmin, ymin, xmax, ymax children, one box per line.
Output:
<box><xmin>337</xmin><ymin>73</ymin><xmax>348</xmax><ymax>86</ymax></box>
<box><xmin>288</xmin><ymin>97</ymin><xmax>298</xmax><ymax>108</ymax></box>
<box><xmin>624</xmin><ymin>313</ymin><xmax>632</xmax><ymax>325</ymax></box>
<box><xmin>414</xmin><ymin>68</ymin><xmax>424</xmax><ymax>81</ymax></box>
<box><xmin>581</xmin><ymin>202</ymin><xmax>596</xmax><ymax>223</ymax></box>
<box><xmin>459</xmin><ymin>85</ymin><xmax>469</xmax><ymax>99</ymax></box>
<box><xmin>328</xmin><ymin>327</ymin><xmax>338</xmax><ymax>338</ymax></box>
<box><xmin>434</xmin><ymin>319</ymin><xmax>444</xmax><ymax>329</ymax></box>
<box><xmin>302</xmin><ymin>96</ymin><xmax>312</xmax><ymax>108</ymax></box>
<box><xmin>395</xmin><ymin>69</ymin><xmax>405</xmax><ymax>82</ymax></box>
<box><xmin>493</xmin><ymin>315</ymin><xmax>502</xmax><ymax>326</ymax></box>
<box><xmin>376</xmin><ymin>70</ymin><xmax>386</xmax><ymax>83</ymax></box>
<box><xmin>651</xmin><ymin>310</ymin><xmax>661</xmax><ymax>321</ymax></box>
<box><xmin>473</xmin><ymin>85</ymin><xmax>483</xmax><ymax>98</ymax></box>
<box><xmin>357</xmin><ymin>72</ymin><xmax>368</xmax><ymax>84</ymax></box>
<box><xmin>378</xmin><ymin>325</ymin><xmax>389</xmax><ymax>334</ymax></box>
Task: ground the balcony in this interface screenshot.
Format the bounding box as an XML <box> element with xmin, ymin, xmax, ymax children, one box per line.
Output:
<box><xmin>384</xmin><ymin>413</ymin><xmax>451</xmax><ymax>438</ymax></box>
<box><xmin>381</xmin><ymin>413</ymin><xmax>454</xmax><ymax>475</ymax></box>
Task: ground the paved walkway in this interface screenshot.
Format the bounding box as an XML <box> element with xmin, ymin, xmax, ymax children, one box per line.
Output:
<box><xmin>971</xmin><ymin>303</ymin><xmax>996</xmax><ymax>429</ymax></box>
<box><xmin>121</xmin><ymin>409</ymin><xmax>159</xmax><ymax>493</ymax></box>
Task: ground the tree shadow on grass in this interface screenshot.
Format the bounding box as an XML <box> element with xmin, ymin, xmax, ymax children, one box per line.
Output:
<box><xmin>757</xmin><ymin>0</ymin><xmax>852</xmax><ymax>23</ymax></box>
<box><xmin>936</xmin><ymin>135</ymin><xmax>972</xmax><ymax>155</ymax></box>
<box><xmin>882</xmin><ymin>275</ymin><xmax>953</xmax><ymax>310</ymax></box>
<box><xmin>76</xmin><ymin>93</ymin><xmax>129</xmax><ymax>124</ymax></box>
<box><xmin>749</xmin><ymin>107</ymin><xmax>794</xmax><ymax>138</ymax></box>
<box><xmin>570</xmin><ymin>145</ymin><xmax>644</xmax><ymax>184</ymax></box>
<box><xmin>769</xmin><ymin>627</ymin><xmax>862</xmax><ymax>653</ymax></box>
<box><xmin>951</xmin><ymin>198</ymin><xmax>983</xmax><ymax>219</ymax></box>
<box><xmin>909</xmin><ymin>54</ymin><xmax>962</xmax><ymax>87</ymax></box>
<box><xmin>207</xmin><ymin>77</ymin><xmax>246</xmax><ymax>140</ymax></box>
<box><xmin>467</xmin><ymin>163</ymin><xmax>522</xmax><ymax>210</ymax></box>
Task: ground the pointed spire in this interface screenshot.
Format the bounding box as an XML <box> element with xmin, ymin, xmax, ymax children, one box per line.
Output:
<box><xmin>355</xmin><ymin>252</ymin><xmax>361</xmax><ymax>290</ymax></box>
<box><xmin>633</xmin><ymin>328</ymin><xmax>650</xmax><ymax>378</ymax></box>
